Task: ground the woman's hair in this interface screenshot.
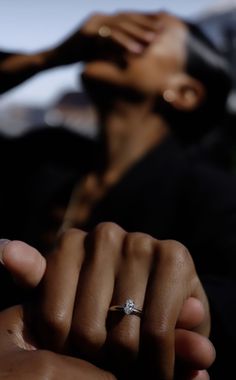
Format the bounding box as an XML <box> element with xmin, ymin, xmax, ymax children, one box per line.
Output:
<box><xmin>185</xmin><ymin>21</ymin><xmax>232</xmax><ymax>120</ymax></box>
<box><xmin>160</xmin><ymin>20</ymin><xmax>233</xmax><ymax>143</ymax></box>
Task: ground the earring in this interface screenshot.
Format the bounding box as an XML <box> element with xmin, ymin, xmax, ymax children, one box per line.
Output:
<box><xmin>163</xmin><ymin>89</ymin><xmax>176</xmax><ymax>103</ymax></box>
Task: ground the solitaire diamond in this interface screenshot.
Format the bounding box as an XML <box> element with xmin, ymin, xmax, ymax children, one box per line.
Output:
<box><xmin>123</xmin><ymin>299</ymin><xmax>135</xmax><ymax>315</ymax></box>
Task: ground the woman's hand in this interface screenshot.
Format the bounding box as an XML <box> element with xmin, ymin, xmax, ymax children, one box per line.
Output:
<box><xmin>50</xmin><ymin>12</ymin><xmax>162</xmax><ymax>66</ymax></box>
<box><xmin>29</xmin><ymin>223</ymin><xmax>214</xmax><ymax>380</ymax></box>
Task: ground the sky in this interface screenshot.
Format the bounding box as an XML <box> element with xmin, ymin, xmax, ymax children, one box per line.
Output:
<box><xmin>0</xmin><ymin>0</ymin><xmax>230</xmax><ymax>107</ymax></box>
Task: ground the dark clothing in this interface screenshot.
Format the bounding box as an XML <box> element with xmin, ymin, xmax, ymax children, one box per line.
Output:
<box><xmin>0</xmin><ymin>126</ymin><xmax>235</xmax><ymax>379</ymax></box>
<box><xmin>1</xmin><ymin>127</ymin><xmax>236</xmax><ymax>276</ymax></box>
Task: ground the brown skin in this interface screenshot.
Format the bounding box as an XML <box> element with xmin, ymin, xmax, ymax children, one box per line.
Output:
<box><xmin>28</xmin><ymin>225</ymin><xmax>214</xmax><ymax>380</ymax></box>
<box><xmin>0</xmin><ymin>234</ymin><xmax>214</xmax><ymax>380</ymax></box>
<box><xmin>0</xmin><ymin>241</ymin><xmax>116</xmax><ymax>380</ymax></box>
<box><xmin>0</xmin><ymin>12</ymin><xmax>161</xmax><ymax>93</ymax></box>
<box><xmin>82</xmin><ymin>12</ymin><xmax>188</xmax><ymax>93</ymax></box>
<box><xmin>0</xmin><ymin>308</ymin><xmax>116</xmax><ymax>380</ymax></box>
<box><xmin>80</xmin><ymin>12</ymin><xmax>205</xmax><ymax>181</ymax></box>
<box><xmin>0</xmin><ymin>11</ymin><xmax>213</xmax><ymax>380</ymax></box>
<box><xmin>61</xmin><ymin>12</ymin><xmax>206</xmax><ymax>231</ymax></box>
<box><xmin>81</xmin><ymin>12</ymin><xmax>205</xmax><ymax>107</ymax></box>
<box><xmin>0</xmin><ymin>11</ymin><xmax>205</xmax><ymax>226</ymax></box>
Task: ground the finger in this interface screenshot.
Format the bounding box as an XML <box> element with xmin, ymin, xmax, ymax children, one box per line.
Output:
<box><xmin>32</xmin><ymin>229</ymin><xmax>87</xmax><ymax>351</ymax></box>
<box><xmin>177</xmin><ymin>297</ymin><xmax>205</xmax><ymax>329</ymax></box>
<box><xmin>191</xmin><ymin>280</ymin><xmax>211</xmax><ymax>337</ymax></box>
<box><xmin>111</xmin><ymin>28</ymin><xmax>144</xmax><ymax>53</ymax></box>
<box><xmin>71</xmin><ymin>223</ymin><xmax>125</xmax><ymax>361</ymax></box>
<box><xmin>122</xmin><ymin>13</ymin><xmax>163</xmax><ymax>31</ymax></box>
<box><xmin>116</xmin><ymin>21</ymin><xmax>155</xmax><ymax>43</ymax></box>
<box><xmin>188</xmin><ymin>370</ymin><xmax>210</xmax><ymax>380</ymax></box>
<box><xmin>0</xmin><ymin>239</ymin><xmax>46</xmax><ymax>287</ymax></box>
<box><xmin>175</xmin><ymin>329</ymin><xmax>216</xmax><ymax>369</ymax></box>
<box><xmin>140</xmin><ymin>240</ymin><xmax>193</xmax><ymax>380</ymax></box>
<box><xmin>105</xmin><ymin>233</ymin><xmax>153</xmax><ymax>374</ymax></box>
<box><xmin>181</xmin><ymin>369</ymin><xmax>210</xmax><ymax>380</ymax></box>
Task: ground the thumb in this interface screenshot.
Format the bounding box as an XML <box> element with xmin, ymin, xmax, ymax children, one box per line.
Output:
<box><xmin>0</xmin><ymin>239</ymin><xmax>46</xmax><ymax>287</ymax></box>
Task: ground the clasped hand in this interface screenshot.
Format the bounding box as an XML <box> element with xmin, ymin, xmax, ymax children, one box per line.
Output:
<box><xmin>0</xmin><ymin>223</ymin><xmax>215</xmax><ymax>379</ymax></box>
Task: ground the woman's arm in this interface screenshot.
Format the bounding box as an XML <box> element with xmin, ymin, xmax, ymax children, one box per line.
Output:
<box><xmin>0</xmin><ymin>11</ymin><xmax>160</xmax><ymax>94</ymax></box>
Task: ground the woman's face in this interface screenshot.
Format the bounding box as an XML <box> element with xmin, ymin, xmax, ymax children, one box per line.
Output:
<box><xmin>82</xmin><ymin>13</ymin><xmax>188</xmax><ymax>99</ymax></box>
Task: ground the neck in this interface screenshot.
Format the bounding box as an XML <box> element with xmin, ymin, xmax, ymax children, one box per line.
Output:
<box><xmin>98</xmin><ymin>100</ymin><xmax>170</xmax><ymax>182</ymax></box>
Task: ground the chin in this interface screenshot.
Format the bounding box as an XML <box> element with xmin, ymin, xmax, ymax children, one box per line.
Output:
<box><xmin>81</xmin><ymin>71</ymin><xmax>148</xmax><ymax>111</ymax></box>
<box><xmin>81</xmin><ymin>72</ymin><xmax>116</xmax><ymax>109</ymax></box>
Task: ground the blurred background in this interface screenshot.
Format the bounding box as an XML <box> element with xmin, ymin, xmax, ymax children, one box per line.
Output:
<box><xmin>0</xmin><ymin>0</ymin><xmax>236</xmax><ymax>136</ymax></box>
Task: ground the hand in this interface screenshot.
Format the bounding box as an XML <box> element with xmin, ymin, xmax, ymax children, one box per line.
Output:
<box><xmin>0</xmin><ymin>239</ymin><xmax>45</xmax><ymax>287</ymax></box>
<box><xmin>51</xmin><ymin>12</ymin><xmax>162</xmax><ymax>66</ymax></box>
<box><xmin>29</xmin><ymin>223</ymin><xmax>215</xmax><ymax>380</ymax></box>
<box><xmin>0</xmin><ymin>305</ymin><xmax>116</xmax><ymax>380</ymax></box>
<box><xmin>0</xmin><ymin>240</ymin><xmax>116</xmax><ymax>380</ymax></box>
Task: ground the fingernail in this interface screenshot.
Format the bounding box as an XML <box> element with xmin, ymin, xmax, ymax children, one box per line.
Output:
<box><xmin>129</xmin><ymin>42</ymin><xmax>143</xmax><ymax>53</ymax></box>
<box><xmin>0</xmin><ymin>239</ymin><xmax>10</xmax><ymax>265</ymax></box>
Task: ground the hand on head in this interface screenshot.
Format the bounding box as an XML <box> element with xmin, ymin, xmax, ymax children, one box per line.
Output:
<box><xmin>54</xmin><ymin>11</ymin><xmax>163</xmax><ymax>66</ymax></box>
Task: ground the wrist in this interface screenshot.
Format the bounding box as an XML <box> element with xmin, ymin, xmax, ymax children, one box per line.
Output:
<box><xmin>38</xmin><ymin>48</ymin><xmax>60</xmax><ymax>70</ymax></box>
<box><xmin>48</xmin><ymin>33</ymin><xmax>93</xmax><ymax>66</ymax></box>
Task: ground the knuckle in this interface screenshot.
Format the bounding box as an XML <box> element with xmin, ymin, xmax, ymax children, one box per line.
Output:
<box><xmin>73</xmin><ymin>322</ymin><xmax>106</xmax><ymax>352</ymax></box>
<box><xmin>124</xmin><ymin>233</ymin><xmax>154</xmax><ymax>260</ymax></box>
<box><xmin>93</xmin><ymin>222</ymin><xmax>124</xmax><ymax>244</ymax></box>
<box><xmin>89</xmin><ymin>12</ymin><xmax>106</xmax><ymax>22</ymax></box>
<box><xmin>142</xmin><ymin>322</ymin><xmax>170</xmax><ymax>348</ymax></box>
<box><xmin>41</xmin><ymin>308</ymin><xmax>69</xmax><ymax>338</ymax></box>
<box><xmin>57</xmin><ymin>228</ymin><xmax>86</xmax><ymax>250</ymax></box>
<box><xmin>157</xmin><ymin>239</ymin><xmax>192</xmax><ymax>266</ymax></box>
<box><xmin>109</xmin><ymin>328</ymin><xmax>139</xmax><ymax>359</ymax></box>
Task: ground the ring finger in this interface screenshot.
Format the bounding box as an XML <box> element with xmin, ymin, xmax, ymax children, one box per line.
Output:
<box><xmin>105</xmin><ymin>232</ymin><xmax>154</xmax><ymax>374</ymax></box>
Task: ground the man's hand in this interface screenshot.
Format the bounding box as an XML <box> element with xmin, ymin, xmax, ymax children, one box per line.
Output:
<box><xmin>0</xmin><ymin>239</ymin><xmax>45</xmax><ymax>287</ymax></box>
<box><xmin>0</xmin><ymin>305</ymin><xmax>116</xmax><ymax>380</ymax></box>
<box><xmin>0</xmin><ymin>240</ymin><xmax>116</xmax><ymax>380</ymax></box>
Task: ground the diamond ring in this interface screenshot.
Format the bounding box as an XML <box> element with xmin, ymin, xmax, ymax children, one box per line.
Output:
<box><xmin>109</xmin><ymin>299</ymin><xmax>142</xmax><ymax>317</ymax></box>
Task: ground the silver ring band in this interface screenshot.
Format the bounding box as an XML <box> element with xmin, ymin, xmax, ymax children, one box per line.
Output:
<box><xmin>109</xmin><ymin>299</ymin><xmax>142</xmax><ymax>317</ymax></box>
